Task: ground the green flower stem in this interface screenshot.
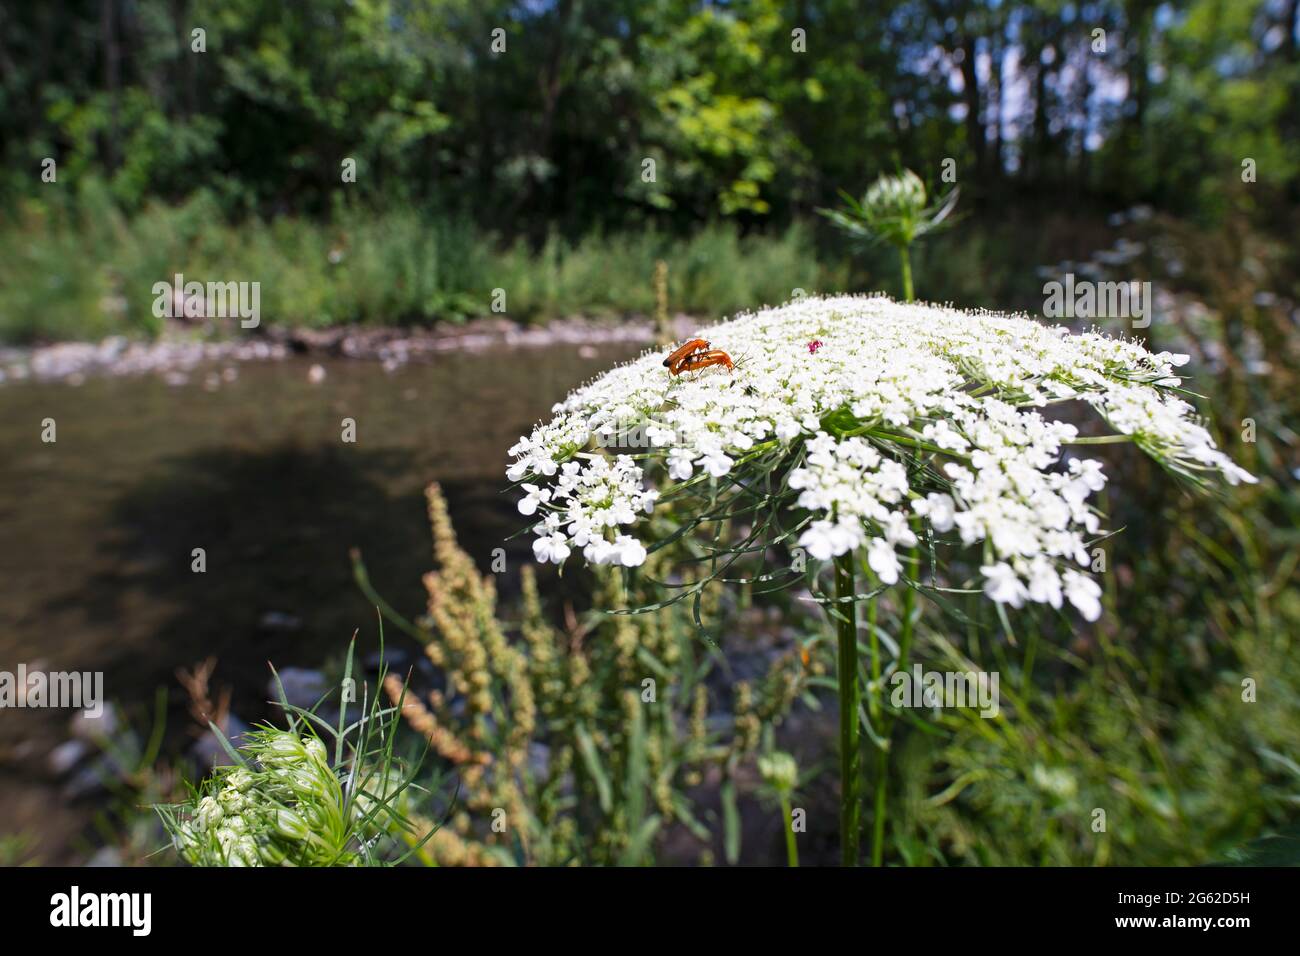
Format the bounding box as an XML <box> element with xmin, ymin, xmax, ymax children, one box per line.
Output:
<box><xmin>871</xmin><ymin>741</ymin><xmax>888</xmax><ymax>867</ymax></box>
<box><xmin>779</xmin><ymin>793</ymin><xmax>800</xmax><ymax>867</ymax></box>
<box><xmin>898</xmin><ymin>577</ymin><xmax>917</xmax><ymax>675</ymax></box>
<box><xmin>1066</xmin><ymin>435</ymin><xmax>1134</xmax><ymax>445</ymax></box>
<box><xmin>899</xmin><ymin>245</ymin><xmax>915</xmax><ymax>303</ymax></box>
<box><xmin>835</xmin><ymin>553</ymin><xmax>861</xmax><ymax>867</ymax></box>
<box><xmin>843</xmin><ymin>426</ymin><xmax>960</xmax><ymax>459</ymax></box>
<box><xmin>868</xmin><ymin>570</ymin><xmax>881</xmax><ymax>727</ymax></box>
<box><xmin>873</xmin><ymin>556</ymin><xmax>917</xmax><ymax>868</ymax></box>
<box><xmin>867</xmin><ymin>565</ymin><xmax>887</xmax><ymax>868</ymax></box>
<box><xmin>1022</xmin><ymin>628</ymin><xmax>1039</xmax><ymax>693</ymax></box>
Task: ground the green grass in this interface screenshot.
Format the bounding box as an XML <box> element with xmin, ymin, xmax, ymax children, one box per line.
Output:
<box><xmin>0</xmin><ymin>184</ymin><xmax>848</xmax><ymax>343</ymax></box>
<box><xmin>0</xmin><ymin>179</ymin><xmax>1142</xmax><ymax>345</ymax></box>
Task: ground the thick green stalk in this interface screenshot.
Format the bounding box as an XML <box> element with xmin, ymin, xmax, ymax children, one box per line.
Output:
<box><xmin>780</xmin><ymin>793</ymin><xmax>800</xmax><ymax>867</ymax></box>
<box><xmin>835</xmin><ymin>553</ymin><xmax>861</xmax><ymax>866</ymax></box>
<box><xmin>897</xmin><ymin>547</ymin><xmax>918</xmax><ymax>673</ymax></box>
<box><xmin>868</xmin><ymin>571</ymin><xmax>884</xmax><ymax>866</ymax></box>
<box><xmin>869</xmin><ymin>559</ymin><xmax>916</xmax><ymax>867</ymax></box>
<box><xmin>1066</xmin><ymin>434</ymin><xmax>1134</xmax><ymax>445</ymax></box>
<box><xmin>867</xmin><ymin>536</ymin><xmax>922</xmax><ymax>867</ymax></box>
<box><xmin>899</xmin><ymin>244</ymin><xmax>915</xmax><ymax>303</ymax></box>
<box><xmin>871</xmin><ymin>745</ymin><xmax>888</xmax><ymax>867</ymax></box>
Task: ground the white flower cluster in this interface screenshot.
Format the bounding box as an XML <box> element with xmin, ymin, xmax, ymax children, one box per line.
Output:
<box><xmin>789</xmin><ymin>432</ymin><xmax>914</xmax><ymax>583</ymax></box>
<box><xmin>521</xmin><ymin>455</ymin><xmax>659</xmax><ymax>567</ymax></box>
<box><xmin>508</xmin><ymin>295</ymin><xmax>1253</xmax><ymax>620</ymax></box>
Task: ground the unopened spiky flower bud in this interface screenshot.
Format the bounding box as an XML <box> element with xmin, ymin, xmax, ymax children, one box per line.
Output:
<box><xmin>758</xmin><ymin>751</ymin><xmax>798</xmax><ymax>794</ymax></box>
<box><xmin>864</xmin><ymin>169</ymin><xmax>926</xmax><ymax>221</ymax></box>
<box><xmin>304</xmin><ymin>737</ymin><xmax>328</xmax><ymax>765</ymax></box>
<box><xmin>275</xmin><ymin>808</ymin><xmax>310</xmax><ymax>841</ymax></box>
<box><xmin>196</xmin><ymin>795</ymin><xmax>223</xmax><ymax>829</ymax></box>
<box><xmin>263</xmin><ymin>733</ymin><xmax>309</xmax><ymax>765</ymax></box>
<box><xmin>260</xmin><ymin>840</ymin><xmax>288</xmax><ymax>865</ymax></box>
<box><xmin>228</xmin><ymin>835</ymin><xmax>261</xmax><ymax>867</ymax></box>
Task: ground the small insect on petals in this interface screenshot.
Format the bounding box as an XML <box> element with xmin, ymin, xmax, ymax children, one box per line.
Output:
<box><xmin>807</xmin><ymin>339</ymin><xmax>824</xmax><ymax>354</ymax></box>
<box><xmin>674</xmin><ymin>348</ymin><xmax>734</xmax><ymax>375</ymax></box>
<box><xmin>663</xmin><ymin>338</ymin><xmax>709</xmax><ymax>370</ymax></box>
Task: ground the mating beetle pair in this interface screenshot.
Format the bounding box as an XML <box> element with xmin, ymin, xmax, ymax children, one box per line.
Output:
<box><xmin>662</xmin><ymin>337</ymin><xmax>734</xmax><ymax>375</ymax></box>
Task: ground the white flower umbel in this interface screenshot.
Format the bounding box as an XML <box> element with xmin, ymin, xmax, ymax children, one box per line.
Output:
<box><xmin>520</xmin><ymin>454</ymin><xmax>659</xmax><ymax>567</ymax></box>
<box><xmin>508</xmin><ymin>295</ymin><xmax>1253</xmax><ymax>620</ymax></box>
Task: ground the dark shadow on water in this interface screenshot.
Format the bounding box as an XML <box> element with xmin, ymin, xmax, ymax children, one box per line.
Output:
<box><xmin>40</xmin><ymin>441</ymin><xmax>538</xmax><ymax>728</ymax></box>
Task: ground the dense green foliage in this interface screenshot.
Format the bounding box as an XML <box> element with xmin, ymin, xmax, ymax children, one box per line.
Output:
<box><xmin>3</xmin><ymin>1</ymin><xmax>1298</xmax><ymax>233</ymax></box>
<box><xmin>4</xmin><ymin>0</ymin><xmax>1300</xmax><ymax>341</ymax></box>
<box><xmin>0</xmin><ymin>190</ymin><xmax>845</xmax><ymax>340</ymax></box>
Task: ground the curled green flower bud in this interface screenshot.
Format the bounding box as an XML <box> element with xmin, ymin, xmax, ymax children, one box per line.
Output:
<box><xmin>196</xmin><ymin>795</ymin><xmax>224</xmax><ymax>829</ymax></box>
<box><xmin>288</xmin><ymin>763</ymin><xmax>334</xmax><ymax>801</ymax></box>
<box><xmin>260</xmin><ymin>840</ymin><xmax>288</xmax><ymax>866</ymax></box>
<box><xmin>304</xmin><ymin>737</ymin><xmax>328</xmax><ymax>765</ymax></box>
<box><xmin>285</xmin><ymin>802</ymin><xmax>320</xmax><ymax>833</ymax></box>
<box><xmin>173</xmin><ymin>821</ymin><xmax>199</xmax><ymax>851</ymax></box>
<box><xmin>263</xmin><ymin>733</ymin><xmax>309</xmax><ymax>763</ymax></box>
<box><xmin>160</xmin><ymin>718</ymin><xmax>417</xmax><ymax>867</ymax></box>
<box><xmin>275</xmin><ymin>808</ymin><xmax>310</xmax><ymax>841</ymax></box>
<box><xmin>864</xmin><ymin>169</ymin><xmax>926</xmax><ymax>220</ymax></box>
<box><xmin>228</xmin><ymin>836</ymin><xmax>261</xmax><ymax>867</ymax></box>
<box><xmin>818</xmin><ymin>168</ymin><xmax>958</xmax><ymax>271</ymax></box>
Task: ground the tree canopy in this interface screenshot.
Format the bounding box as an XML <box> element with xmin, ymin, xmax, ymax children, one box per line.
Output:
<box><xmin>2</xmin><ymin>0</ymin><xmax>1297</xmax><ymax>229</ymax></box>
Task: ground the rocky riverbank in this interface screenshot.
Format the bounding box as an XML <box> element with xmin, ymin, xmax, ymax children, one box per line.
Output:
<box><xmin>0</xmin><ymin>315</ymin><xmax>685</xmax><ymax>386</ymax></box>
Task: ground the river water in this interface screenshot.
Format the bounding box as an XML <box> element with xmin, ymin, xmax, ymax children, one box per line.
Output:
<box><xmin>0</xmin><ymin>342</ymin><xmax>641</xmax><ymax>859</ymax></box>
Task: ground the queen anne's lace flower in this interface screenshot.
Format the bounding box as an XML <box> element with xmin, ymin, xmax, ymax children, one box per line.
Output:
<box><xmin>508</xmin><ymin>295</ymin><xmax>1252</xmax><ymax>620</ymax></box>
<box><xmin>521</xmin><ymin>455</ymin><xmax>659</xmax><ymax>566</ymax></box>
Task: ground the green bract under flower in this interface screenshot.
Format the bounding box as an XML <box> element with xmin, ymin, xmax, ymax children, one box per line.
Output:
<box><xmin>508</xmin><ymin>295</ymin><xmax>1253</xmax><ymax>620</ymax></box>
